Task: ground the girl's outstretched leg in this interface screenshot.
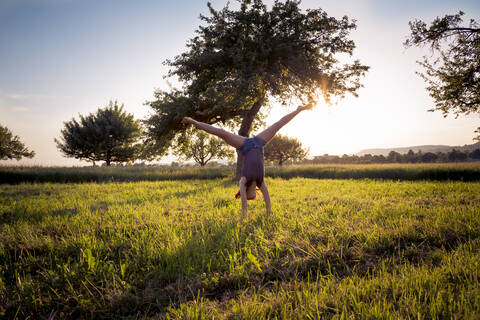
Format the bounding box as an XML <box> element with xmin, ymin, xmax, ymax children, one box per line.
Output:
<box><xmin>256</xmin><ymin>103</ymin><xmax>313</xmax><ymax>144</ymax></box>
<box><xmin>182</xmin><ymin>117</ymin><xmax>245</xmax><ymax>148</ymax></box>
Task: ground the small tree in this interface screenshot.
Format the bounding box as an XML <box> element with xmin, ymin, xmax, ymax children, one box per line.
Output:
<box><xmin>373</xmin><ymin>155</ymin><xmax>387</xmax><ymax>163</ymax></box>
<box><xmin>264</xmin><ymin>134</ymin><xmax>308</xmax><ymax>165</ymax></box>
<box><xmin>436</xmin><ymin>152</ymin><xmax>448</xmax><ymax>163</ymax></box>
<box><xmin>174</xmin><ymin>130</ymin><xmax>235</xmax><ymax>166</ymax></box>
<box><xmin>405</xmin><ymin>149</ymin><xmax>418</xmax><ymax>163</ymax></box>
<box><xmin>0</xmin><ymin>124</ymin><xmax>35</xmax><ymax>160</ymax></box>
<box><xmin>448</xmin><ymin>149</ymin><xmax>467</xmax><ymax>162</ymax></box>
<box><xmin>387</xmin><ymin>151</ymin><xmax>402</xmax><ymax>163</ymax></box>
<box><xmin>469</xmin><ymin>148</ymin><xmax>480</xmax><ymax>160</ymax></box>
<box><xmin>421</xmin><ymin>152</ymin><xmax>438</xmax><ymax>163</ymax></box>
<box><xmin>362</xmin><ymin>154</ymin><xmax>373</xmax><ymax>163</ymax></box>
<box><xmin>55</xmin><ymin>101</ymin><xmax>142</xmax><ymax>166</ymax></box>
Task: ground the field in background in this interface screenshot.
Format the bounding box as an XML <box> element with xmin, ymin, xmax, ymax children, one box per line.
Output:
<box><xmin>1</xmin><ymin>162</ymin><xmax>480</xmax><ymax>184</ymax></box>
<box><xmin>1</xmin><ymin>178</ymin><xmax>479</xmax><ymax>318</ymax></box>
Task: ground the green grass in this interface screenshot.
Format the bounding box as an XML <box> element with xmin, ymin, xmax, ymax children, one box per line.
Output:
<box><xmin>1</xmin><ymin>162</ymin><xmax>480</xmax><ymax>184</ymax></box>
<box><xmin>1</xmin><ymin>178</ymin><xmax>479</xmax><ymax>318</ymax></box>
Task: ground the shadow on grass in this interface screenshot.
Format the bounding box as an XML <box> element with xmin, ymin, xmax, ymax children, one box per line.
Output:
<box><xmin>0</xmin><ymin>207</ymin><xmax>78</xmax><ymax>225</ymax></box>
<box><xmin>109</xmin><ymin>218</ymin><xmax>243</xmax><ymax>316</ymax></box>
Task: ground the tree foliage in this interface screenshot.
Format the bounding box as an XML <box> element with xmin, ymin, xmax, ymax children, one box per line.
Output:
<box><xmin>448</xmin><ymin>149</ymin><xmax>468</xmax><ymax>162</ymax></box>
<box><xmin>175</xmin><ymin>129</ymin><xmax>235</xmax><ymax>166</ymax></box>
<box><xmin>144</xmin><ymin>0</ymin><xmax>368</xmax><ymax>162</ymax></box>
<box><xmin>405</xmin><ymin>11</ymin><xmax>480</xmax><ymax>137</ymax></box>
<box><xmin>264</xmin><ymin>134</ymin><xmax>308</xmax><ymax>165</ymax></box>
<box><xmin>421</xmin><ymin>152</ymin><xmax>438</xmax><ymax>163</ymax></box>
<box><xmin>55</xmin><ymin>101</ymin><xmax>143</xmax><ymax>166</ymax></box>
<box><xmin>0</xmin><ymin>124</ymin><xmax>35</xmax><ymax>160</ymax></box>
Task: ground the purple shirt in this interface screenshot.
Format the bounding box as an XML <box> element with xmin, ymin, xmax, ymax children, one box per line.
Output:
<box><xmin>238</xmin><ymin>136</ymin><xmax>265</xmax><ymax>187</ymax></box>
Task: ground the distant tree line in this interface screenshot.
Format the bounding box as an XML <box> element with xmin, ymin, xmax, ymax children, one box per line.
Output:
<box><xmin>306</xmin><ymin>149</ymin><xmax>480</xmax><ymax>164</ymax></box>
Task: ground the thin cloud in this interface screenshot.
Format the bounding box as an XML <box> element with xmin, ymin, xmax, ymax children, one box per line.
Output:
<box><xmin>11</xmin><ymin>106</ymin><xmax>29</xmax><ymax>112</ymax></box>
<box><xmin>5</xmin><ymin>93</ymin><xmax>28</xmax><ymax>100</ymax></box>
<box><xmin>1</xmin><ymin>92</ymin><xmax>73</xmax><ymax>100</ymax></box>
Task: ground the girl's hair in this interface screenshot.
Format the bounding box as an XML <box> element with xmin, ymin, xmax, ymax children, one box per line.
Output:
<box><xmin>235</xmin><ymin>187</ymin><xmax>261</xmax><ymax>200</ymax></box>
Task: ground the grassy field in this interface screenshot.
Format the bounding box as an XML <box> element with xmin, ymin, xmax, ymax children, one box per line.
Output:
<box><xmin>1</xmin><ymin>177</ymin><xmax>479</xmax><ymax>318</ymax></box>
<box><xmin>1</xmin><ymin>162</ymin><xmax>480</xmax><ymax>184</ymax></box>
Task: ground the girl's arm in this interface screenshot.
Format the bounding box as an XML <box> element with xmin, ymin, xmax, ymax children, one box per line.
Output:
<box><xmin>256</xmin><ymin>102</ymin><xmax>314</xmax><ymax>144</ymax></box>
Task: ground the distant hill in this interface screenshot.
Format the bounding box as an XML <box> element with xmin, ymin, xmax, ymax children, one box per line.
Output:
<box><xmin>357</xmin><ymin>141</ymin><xmax>480</xmax><ymax>156</ymax></box>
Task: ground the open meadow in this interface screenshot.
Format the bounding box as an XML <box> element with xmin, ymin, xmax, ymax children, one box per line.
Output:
<box><xmin>1</xmin><ymin>169</ymin><xmax>479</xmax><ymax>318</ymax></box>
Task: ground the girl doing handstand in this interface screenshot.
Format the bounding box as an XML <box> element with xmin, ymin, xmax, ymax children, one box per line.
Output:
<box><xmin>182</xmin><ymin>103</ymin><xmax>313</xmax><ymax>217</ymax></box>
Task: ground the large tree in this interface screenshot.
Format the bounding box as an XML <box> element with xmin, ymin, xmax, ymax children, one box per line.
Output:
<box><xmin>405</xmin><ymin>11</ymin><xmax>480</xmax><ymax>138</ymax></box>
<box><xmin>55</xmin><ymin>101</ymin><xmax>142</xmax><ymax>166</ymax></box>
<box><xmin>263</xmin><ymin>134</ymin><xmax>308</xmax><ymax>165</ymax></box>
<box><xmin>144</xmin><ymin>0</ymin><xmax>368</xmax><ymax>177</ymax></box>
<box><xmin>175</xmin><ymin>129</ymin><xmax>235</xmax><ymax>166</ymax></box>
<box><xmin>0</xmin><ymin>124</ymin><xmax>35</xmax><ymax>160</ymax></box>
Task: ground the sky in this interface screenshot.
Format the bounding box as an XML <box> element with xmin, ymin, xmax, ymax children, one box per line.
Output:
<box><xmin>1</xmin><ymin>0</ymin><xmax>479</xmax><ymax>166</ymax></box>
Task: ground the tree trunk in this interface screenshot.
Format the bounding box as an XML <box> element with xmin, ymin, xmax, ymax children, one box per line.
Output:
<box><xmin>235</xmin><ymin>98</ymin><xmax>264</xmax><ymax>180</ymax></box>
<box><xmin>106</xmin><ymin>149</ymin><xmax>111</xmax><ymax>166</ymax></box>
